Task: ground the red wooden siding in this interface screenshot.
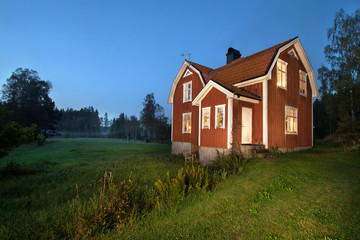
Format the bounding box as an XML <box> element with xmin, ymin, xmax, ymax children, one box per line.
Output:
<box><xmin>267</xmin><ymin>47</ymin><xmax>313</xmax><ymax>148</ymax></box>
<box><xmin>172</xmin><ymin>67</ymin><xmax>202</xmax><ymax>145</ymax></box>
<box><xmin>200</xmin><ymin>87</ymin><xmax>227</xmax><ymax>149</ymax></box>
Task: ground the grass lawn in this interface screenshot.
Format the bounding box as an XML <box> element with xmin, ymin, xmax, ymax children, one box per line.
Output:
<box><xmin>0</xmin><ymin>139</ymin><xmax>359</xmax><ymax>239</ymax></box>
<box><xmin>0</xmin><ymin>138</ymin><xmax>182</xmax><ymax>239</ymax></box>
<box><xmin>112</xmin><ymin>144</ymin><xmax>360</xmax><ymax>240</ymax></box>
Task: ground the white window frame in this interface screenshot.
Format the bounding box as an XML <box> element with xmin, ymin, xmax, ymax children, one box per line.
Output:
<box><xmin>202</xmin><ymin>107</ymin><xmax>211</xmax><ymax>129</ymax></box>
<box><xmin>183</xmin><ymin>81</ymin><xmax>192</xmax><ymax>103</ymax></box>
<box><xmin>285</xmin><ymin>106</ymin><xmax>298</xmax><ymax>135</ymax></box>
<box><xmin>182</xmin><ymin>112</ymin><xmax>191</xmax><ymax>133</ymax></box>
<box><xmin>299</xmin><ymin>70</ymin><xmax>307</xmax><ymax>96</ymax></box>
<box><xmin>215</xmin><ymin>104</ymin><xmax>226</xmax><ymax>129</ymax></box>
<box><xmin>277</xmin><ymin>59</ymin><xmax>288</xmax><ymax>90</ymax></box>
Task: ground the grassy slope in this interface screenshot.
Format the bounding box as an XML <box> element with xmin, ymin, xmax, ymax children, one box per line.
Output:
<box><xmin>0</xmin><ymin>138</ymin><xmax>182</xmax><ymax>239</ymax></box>
<box><xmin>112</xmin><ymin>145</ymin><xmax>360</xmax><ymax>240</ymax></box>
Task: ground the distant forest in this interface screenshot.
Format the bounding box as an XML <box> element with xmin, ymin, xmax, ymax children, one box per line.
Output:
<box><xmin>57</xmin><ymin>93</ymin><xmax>170</xmax><ymax>141</ymax></box>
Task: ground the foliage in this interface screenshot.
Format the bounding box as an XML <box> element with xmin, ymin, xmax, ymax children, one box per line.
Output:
<box><xmin>154</xmin><ymin>166</ymin><xmax>210</xmax><ymax>205</ymax></box>
<box><xmin>336</xmin><ymin>113</ymin><xmax>360</xmax><ymax>151</ymax></box>
<box><xmin>36</xmin><ymin>134</ymin><xmax>46</xmax><ymax>146</ymax></box>
<box><xmin>210</xmin><ymin>150</ymin><xmax>247</xmax><ymax>175</ymax></box>
<box><xmin>1</xmin><ymin>68</ymin><xmax>59</xmax><ymax>134</ymax></box>
<box><xmin>74</xmin><ymin>172</ymin><xmax>136</xmax><ymax>238</ymax></box>
<box><xmin>110</xmin><ymin>113</ymin><xmax>140</xmax><ymax>140</ymax></box>
<box><xmin>318</xmin><ymin>8</ymin><xmax>360</xmax><ymax>137</ymax></box>
<box><xmin>57</xmin><ymin>106</ymin><xmax>101</xmax><ymax>137</ymax></box>
<box><xmin>140</xmin><ymin>93</ymin><xmax>170</xmax><ymax>141</ymax></box>
<box><xmin>0</xmin><ymin>107</ymin><xmax>38</xmax><ymax>156</ymax></box>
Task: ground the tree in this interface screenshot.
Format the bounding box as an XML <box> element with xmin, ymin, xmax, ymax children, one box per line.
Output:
<box><xmin>1</xmin><ymin>68</ymin><xmax>58</xmax><ymax>135</ymax></box>
<box><xmin>318</xmin><ymin>9</ymin><xmax>360</xmax><ymax>134</ymax></box>
<box><xmin>140</xmin><ymin>93</ymin><xmax>170</xmax><ymax>141</ymax></box>
<box><xmin>140</xmin><ymin>93</ymin><xmax>157</xmax><ymax>140</ymax></box>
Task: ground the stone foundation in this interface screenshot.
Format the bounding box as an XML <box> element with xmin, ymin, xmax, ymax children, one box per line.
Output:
<box><xmin>199</xmin><ymin>146</ymin><xmax>229</xmax><ymax>165</ymax></box>
<box><xmin>278</xmin><ymin>146</ymin><xmax>312</xmax><ymax>153</ymax></box>
<box><xmin>171</xmin><ymin>141</ymin><xmax>191</xmax><ymax>155</ymax></box>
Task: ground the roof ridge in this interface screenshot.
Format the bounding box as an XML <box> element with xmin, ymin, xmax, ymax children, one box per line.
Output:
<box><xmin>214</xmin><ymin>37</ymin><xmax>298</xmax><ymax>73</ymax></box>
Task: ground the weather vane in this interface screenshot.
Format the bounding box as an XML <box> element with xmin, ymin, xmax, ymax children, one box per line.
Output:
<box><xmin>180</xmin><ymin>52</ymin><xmax>191</xmax><ymax>62</ymax></box>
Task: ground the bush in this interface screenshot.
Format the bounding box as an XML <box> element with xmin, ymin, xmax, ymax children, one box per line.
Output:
<box><xmin>19</xmin><ymin>124</ymin><xmax>37</xmax><ymax>143</ymax></box>
<box><xmin>154</xmin><ymin>165</ymin><xmax>210</xmax><ymax>205</ymax></box>
<box><xmin>74</xmin><ymin>172</ymin><xmax>136</xmax><ymax>238</ymax></box>
<box><xmin>37</xmin><ymin>134</ymin><xmax>46</xmax><ymax>146</ymax></box>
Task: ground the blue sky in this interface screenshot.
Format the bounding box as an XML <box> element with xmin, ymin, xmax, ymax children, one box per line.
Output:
<box><xmin>0</xmin><ymin>0</ymin><xmax>358</xmax><ymax>120</ymax></box>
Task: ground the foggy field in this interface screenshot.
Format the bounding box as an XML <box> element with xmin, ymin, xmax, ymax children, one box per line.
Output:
<box><xmin>0</xmin><ymin>139</ymin><xmax>359</xmax><ymax>239</ymax></box>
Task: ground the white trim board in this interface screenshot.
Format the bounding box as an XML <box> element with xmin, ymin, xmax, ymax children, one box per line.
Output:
<box><xmin>232</xmin><ymin>38</ymin><xmax>319</xmax><ymax>98</ymax></box>
<box><xmin>168</xmin><ymin>61</ymin><xmax>206</xmax><ymax>104</ymax></box>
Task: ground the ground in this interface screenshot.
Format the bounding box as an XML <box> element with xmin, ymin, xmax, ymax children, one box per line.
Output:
<box><xmin>0</xmin><ymin>138</ymin><xmax>359</xmax><ymax>239</ymax></box>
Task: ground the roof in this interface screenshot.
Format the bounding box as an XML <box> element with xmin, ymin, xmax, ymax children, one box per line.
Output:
<box><xmin>190</xmin><ymin>37</ymin><xmax>297</xmax><ymax>86</ymax></box>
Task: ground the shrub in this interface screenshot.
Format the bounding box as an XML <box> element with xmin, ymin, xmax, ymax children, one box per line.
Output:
<box><xmin>37</xmin><ymin>134</ymin><xmax>46</xmax><ymax>146</ymax></box>
<box><xmin>209</xmin><ymin>150</ymin><xmax>247</xmax><ymax>175</ymax></box>
<box><xmin>19</xmin><ymin>124</ymin><xmax>37</xmax><ymax>143</ymax></box>
<box><xmin>154</xmin><ymin>165</ymin><xmax>210</xmax><ymax>205</ymax></box>
<box><xmin>74</xmin><ymin>172</ymin><xmax>136</xmax><ymax>238</ymax></box>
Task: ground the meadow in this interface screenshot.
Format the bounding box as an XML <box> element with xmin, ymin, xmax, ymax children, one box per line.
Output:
<box><xmin>0</xmin><ymin>138</ymin><xmax>359</xmax><ymax>239</ymax></box>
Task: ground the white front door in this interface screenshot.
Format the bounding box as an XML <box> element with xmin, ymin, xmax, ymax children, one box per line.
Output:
<box><xmin>241</xmin><ymin>107</ymin><xmax>252</xmax><ymax>144</ymax></box>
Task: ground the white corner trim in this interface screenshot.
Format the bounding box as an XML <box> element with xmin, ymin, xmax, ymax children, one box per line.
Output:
<box><xmin>171</xmin><ymin>105</ymin><xmax>173</xmax><ymax>141</ymax></box>
<box><xmin>183</xmin><ymin>69</ymin><xmax>193</xmax><ymax>78</ymax></box>
<box><xmin>192</xmin><ymin>80</ymin><xmax>234</xmax><ymax>106</ymax></box>
<box><xmin>168</xmin><ymin>61</ymin><xmax>206</xmax><ymax>104</ymax></box>
<box><xmin>198</xmin><ymin>102</ymin><xmax>201</xmax><ymax>146</ymax></box>
<box><xmin>227</xmin><ymin>98</ymin><xmax>233</xmax><ymax>149</ymax></box>
<box><xmin>263</xmin><ymin>80</ymin><xmax>268</xmax><ymax>149</ymax></box>
<box><xmin>215</xmin><ymin>104</ymin><xmax>226</xmax><ymax>129</ymax></box>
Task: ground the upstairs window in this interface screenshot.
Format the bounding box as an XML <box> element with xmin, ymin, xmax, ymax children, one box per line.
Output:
<box><xmin>215</xmin><ymin>104</ymin><xmax>225</xmax><ymax>129</ymax></box>
<box><xmin>299</xmin><ymin>71</ymin><xmax>307</xmax><ymax>96</ymax></box>
<box><xmin>182</xmin><ymin>113</ymin><xmax>191</xmax><ymax>133</ymax></box>
<box><xmin>277</xmin><ymin>59</ymin><xmax>288</xmax><ymax>89</ymax></box>
<box><xmin>202</xmin><ymin>107</ymin><xmax>210</xmax><ymax>129</ymax></box>
<box><xmin>183</xmin><ymin>81</ymin><xmax>192</xmax><ymax>102</ymax></box>
<box><xmin>285</xmin><ymin>106</ymin><xmax>297</xmax><ymax>134</ymax></box>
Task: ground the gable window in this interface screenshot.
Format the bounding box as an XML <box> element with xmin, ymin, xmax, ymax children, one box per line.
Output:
<box><xmin>202</xmin><ymin>107</ymin><xmax>210</xmax><ymax>129</ymax></box>
<box><xmin>183</xmin><ymin>81</ymin><xmax>192</xmax><ymax>102</ymax></box>
<box><xmin>277</xmin><ymin>59</ymin><xmax>288</xmax><ymax>89</ymax></box>
<box><xmin>299</xmin><ymin>71</ymin><xmax>307</xmax><ymax>96</ymax></box>
<box><xmin>215</xmin><ymin>104</ymin><xmax>225</xmax><ymax>129</ymax></box>
<box><xmin>182</xmin><ymin>113</ymin><xmax>191</xmax><ymax>133</ymax></box>
<box><xmin>285</xmin><ymin>106</ymin><xmax>297</xmax><ymax>134</ymax></box>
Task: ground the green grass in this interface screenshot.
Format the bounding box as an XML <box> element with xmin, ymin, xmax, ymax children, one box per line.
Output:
<box><xmin>110</xmin><ymin>145</ymin><xmax>360</xmax><ymax>240</ymax></box>
<box><xmin>1</xmin><ymin>140</ymin><xmax>359</xmax><ymax>239</ymax></box>
<box><xmin>0</xmin><ymin>138</ymin><xmax>182</xmax><ymax>239</ymax></box>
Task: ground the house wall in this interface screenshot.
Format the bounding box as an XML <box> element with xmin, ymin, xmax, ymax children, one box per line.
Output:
<box><xmin>267</xmin><ymin>47</ymin><xmax>313</xmax><ymax>149</ymax></box>
<box><xmin>172</xmin><ymin>67</ymin><xmax>202</xmax><ymax>148</ymax></box>
<box><xmin>200</xmin><ymin>87</ymin><xmax>228</xmax><ymax>149</ymax></box>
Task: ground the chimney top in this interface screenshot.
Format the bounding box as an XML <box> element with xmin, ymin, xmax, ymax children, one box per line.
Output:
<box><xmin>226</xmin><ymin>47</ymin><xmax>241</xmax><ymax>64</ymax></box>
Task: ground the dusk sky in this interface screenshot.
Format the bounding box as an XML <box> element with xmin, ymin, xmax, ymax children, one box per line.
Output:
<box><xmin>0</xmin><ymin>0</ymin><xmax>358</xmax><ymax>121</ymax></box>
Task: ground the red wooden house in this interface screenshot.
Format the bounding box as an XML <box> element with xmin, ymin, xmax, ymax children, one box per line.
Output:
<box><xmin>168</xmin><ymin>37</ymin><xmax>319</xmax><ymax>164</ymax></box>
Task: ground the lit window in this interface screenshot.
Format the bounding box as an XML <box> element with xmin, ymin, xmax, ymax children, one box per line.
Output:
<box><xmin>202</xmin><ymin>107</ymin><xmax>210</xmax><ymax>129</ymax></box>
<box><xmin>299</xmin><ymin>71</ymin><xmax>307</xmax><ymax>96</ymax></box>
<box><xmin>182</xmin><ymin>113</ymin><xmax>191</xmax><ymax>133</ymax></box>
<box><xmin>183</xmin><ymin>81</ymin><xmax>192</xmax><ymax>102</ymax></box>
<box><xmin>285</xmin><ymin>106</ymin><xmax>297</xmax><ymax>134</ymax></box>
<box><xmin>277</xmin><ymin>59</ymin><xmax>287</xmax><ymax>89</ymax></box>
<box><xmin>215</xmin><ymin>105</ymin><xmax>225</xmax><ymax>129</ymax></box>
